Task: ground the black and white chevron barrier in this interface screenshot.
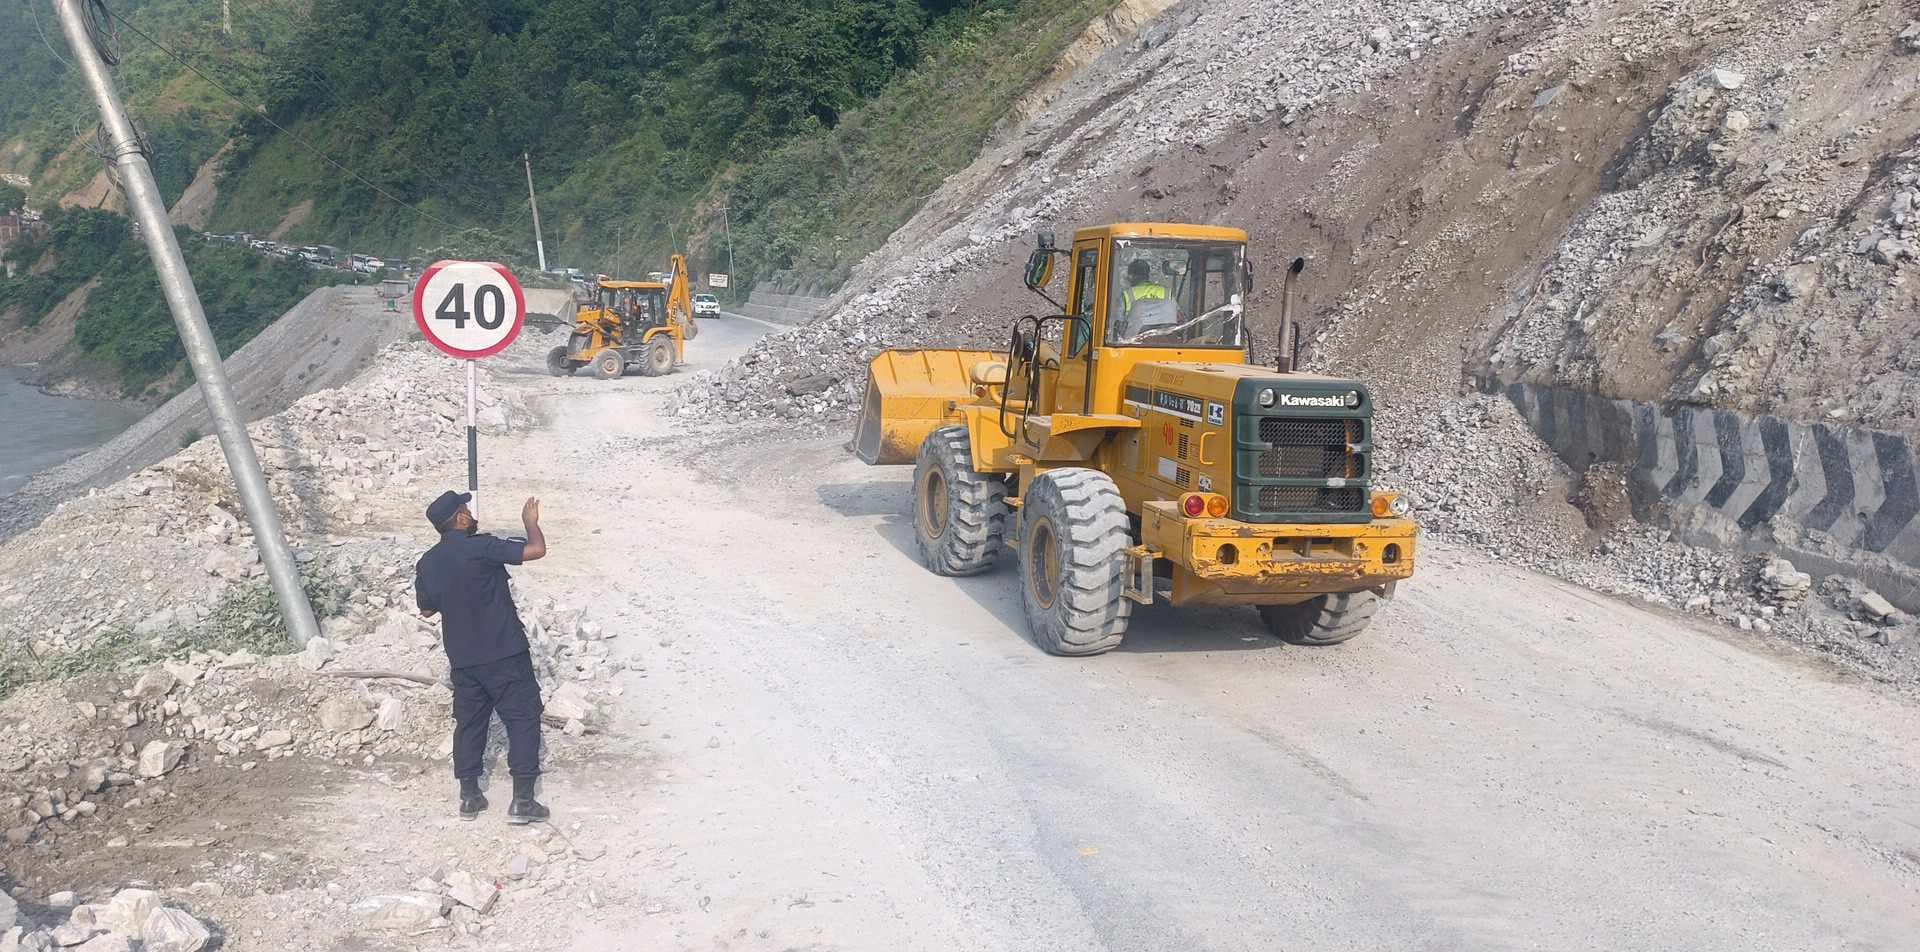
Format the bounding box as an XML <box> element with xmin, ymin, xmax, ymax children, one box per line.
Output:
<box><xmin>1493</xmin><ymin>381</ymin><xmax>1920</xmax><ymax>609</ymax></box>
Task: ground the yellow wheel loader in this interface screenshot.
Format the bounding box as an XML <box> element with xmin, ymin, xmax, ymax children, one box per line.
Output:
<box><xmin>853</xmin><ymin>223</ymin><xmax>1417</xmax><ymax>655</ymax></box>
<box><xmin>547</xmin><ymin>254</ymin><xmax>697</xmax><ymax>379</ymax></box>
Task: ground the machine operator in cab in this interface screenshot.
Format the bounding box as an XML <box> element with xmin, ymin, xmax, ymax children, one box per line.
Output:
<box><xmin>1116</xmin><ymin>258</ymin><xmax>1176</xmax><ymax>338</ymax></box>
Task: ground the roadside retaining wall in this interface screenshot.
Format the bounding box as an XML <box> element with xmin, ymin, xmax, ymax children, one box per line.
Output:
<box><xmin>736</xmin><ymin>288</ymin><xmax>832</xmax><ymax>325</ymax></box>
<box><xmin>1491</xmin><ymin>380</ymin><xmax>1920</xmax><ymax>610</ymax></box>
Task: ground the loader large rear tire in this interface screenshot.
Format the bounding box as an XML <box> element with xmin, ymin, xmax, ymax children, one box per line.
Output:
<box><xmin>1257</xmin><ymin>584</ymin><xmax>1393</xmax><ymax>646</ymax></box>
<box><xmin>913</xmin><ymin>426</ymin><xmax>1008</xmax><ymax>576</ymax></box>
<box><xmin>1018</xmin><ymin>468</ymin><xmax>1131</xmax><ymax>656</ymax></box>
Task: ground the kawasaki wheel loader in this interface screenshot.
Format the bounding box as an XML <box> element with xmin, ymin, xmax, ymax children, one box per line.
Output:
<box><xmin>853</xmin><ymin>223</ymin><xmax>1416</xmax><ymax>656</ymax></box>
<box><xmin>547</xmin><ymin>254</ymin><xmax>697</xmax><ymax>379</ymax></box>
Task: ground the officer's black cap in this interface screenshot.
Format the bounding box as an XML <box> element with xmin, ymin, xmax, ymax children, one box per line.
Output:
<box><xmin>426</xmin><ymin>490</ymin><xmax>471</xmax><ymax>528</ymax></box>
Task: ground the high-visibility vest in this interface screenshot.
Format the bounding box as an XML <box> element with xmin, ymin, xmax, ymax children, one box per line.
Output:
<box><xmin>1122</xmin><ymin>282</ymin><xmax>1168</xmax><ymax>312</ymax></box>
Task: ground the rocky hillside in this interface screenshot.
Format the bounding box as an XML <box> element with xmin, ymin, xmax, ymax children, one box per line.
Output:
<box><xmin>695</xmin><ymin>0</ymin><xmax>1919</xmax><ymax>430</ymax></box>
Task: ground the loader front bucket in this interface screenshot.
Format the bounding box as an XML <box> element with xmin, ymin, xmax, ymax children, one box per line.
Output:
<box><xmin>853</xmin><ymin>348</ymin><xmax>1000</xmax><ymax>464</ymax></box>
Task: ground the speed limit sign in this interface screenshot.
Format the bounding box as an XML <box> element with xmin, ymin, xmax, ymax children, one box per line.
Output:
<box><xmin>412</xmin><ymin>260</ymin><xmax>526</xmax><ymax>359</ymax></box>
<box><xmin>411</xmin><ymin>260</ymin><xmax>527</xmax><ymax>519</ymax></box>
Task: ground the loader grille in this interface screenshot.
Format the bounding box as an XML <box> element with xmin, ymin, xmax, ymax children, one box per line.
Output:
<box><xmin>1232</xmin><ymin>386</ymin><xmax>1373</xmax><ymax>524</ymax></box>
<box><xmin>1255</xmin><ymin>418</ymin><xmax>1364</xmax><ymax>478</ymax></box>
<box><xmin>1256</xmin><ymin>486</ymin><xmax>1366</xmax><ymax>513</ymax></box>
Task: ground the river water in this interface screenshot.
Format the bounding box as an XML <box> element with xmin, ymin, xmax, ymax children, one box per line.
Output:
<box><xmin>0</xmin><ymin>367</ymin><xmax>143</xmax><ymax>495</ymax></box>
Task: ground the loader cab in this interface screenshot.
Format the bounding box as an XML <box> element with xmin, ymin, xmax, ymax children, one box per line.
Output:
<box><xmin>1023</xmin><ymin>223</ymin><xmax>1252</xmax><ymax>416</ymax></box>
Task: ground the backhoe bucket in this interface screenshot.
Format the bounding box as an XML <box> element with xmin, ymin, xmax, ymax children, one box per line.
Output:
<box><xmin>853</xmin><ymin>348</ymin><xmax>999</xmax><ymax>464</ymax></box>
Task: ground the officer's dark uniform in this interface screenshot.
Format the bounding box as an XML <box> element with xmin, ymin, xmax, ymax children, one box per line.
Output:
<box><xmin>414</xmin><ymin>496</ymin><xmax>544</xmax><ymax>785</ymax></box>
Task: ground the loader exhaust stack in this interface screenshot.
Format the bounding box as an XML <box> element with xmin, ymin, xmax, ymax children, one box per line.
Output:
<box><xmin>1276</xmin><ymin>256</ymin><xmax>1306</xmax><ymax>373</ymax></box>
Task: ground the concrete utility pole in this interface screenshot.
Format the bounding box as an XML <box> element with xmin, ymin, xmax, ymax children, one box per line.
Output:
<box><xmin>52</xmin><ymin>0</ymin><xmax>320</xmax><ymax>647</ymax></box>
<box><xmin>522</xmin><ymin>152</ymin><xmax>547</xmax><ymax>273</ymax></box>
<box><xmin>221</xmin><ymin>0</ymin><xmax>231</xmax><ymax>37</ymax></box>
<box><xmin>719</xmin><ymin>203</ymin><xmax>737</xmax><ymax>303</ymax></box>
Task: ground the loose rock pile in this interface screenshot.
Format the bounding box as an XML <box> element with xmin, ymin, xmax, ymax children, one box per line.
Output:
<box><xmin>1</xmin><ymin>338</ymin><xmax>627</xmax><ymax>942</ymax></box>
<box><xmin>0</xmin><ymin>341</ymin><xmax>527</xmax><ymax>651</ymax></box>
<box><xmin>2</xmin><ymin>886</ymin><xmax>212</xmax><ymax>952</ymax></box>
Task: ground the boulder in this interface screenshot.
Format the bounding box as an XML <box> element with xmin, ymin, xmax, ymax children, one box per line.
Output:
<box><xmin>443</xmin><ymin>871</ymin><xmax>496</xmax><ymax>914</ymax></box>
<box><xmin>136</xmin><ymin>741</ymin><xmax>186</xmax><ymax>779</ymax></box>
<box><xmin>544</xmin><ymin>684</ymin><xmax>592</xmax><ymax>722</ymax></box>
<box><xmin>255</xmin><ymin>730</ymin><xmax>293</xmax><ymax>750</ymax></box>
<box><xmin>140</xmin><ymin>908</ymin><xmax>210</xmax><ymax>952</ymax></box>
<box><xmin>351</xmin><ymin>894</ymin><xmax>446</xmax><ymax>931</ymax></box>
<box><xmin>130</xmin><ymin>669</ymin><xmax>177</xmax><ymax>701</ymax></box>
<box><xmin>98</xmin><ymin>889</ymin><xmax>160</xmax><ymax>939</ymax></box>
<box><xmin>51</xmin><ymin>921</ymin><xmax>103</xmax><ymax>946</ymax></box>
<box><xmin>298</xmin><ymin>638</ymin><xmax>335</xmax><ymax>672</ymax></box>
<box><xmin>0</xmin><ymin>892</ymin><xmax>14</xmax><ymax>930</ymax></box>
<box><xmin>318</xmin><ymin>695</ymin><xmax>375</xmax><ymax>732</ymax></box>
<box><xmin>1858</xmin><ymin>589</ymin><xmax>1900</xmax><ymax>622</ymax></box>
<box><xmin>374</xmin><ymin>697</ymin><xmax>406</xmax><ymax>732</ymax></box>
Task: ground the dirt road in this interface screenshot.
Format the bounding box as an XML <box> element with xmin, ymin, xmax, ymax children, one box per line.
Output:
<box><xmin>476</xmin><ymin>315</ymin><xmax>1920</xmax><ymax>950</ymax></box>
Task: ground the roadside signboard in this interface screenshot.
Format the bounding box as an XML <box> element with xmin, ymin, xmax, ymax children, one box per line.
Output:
<box><xmin>708</xmin><ymin>272</ymin><xmax>730</xmax><ymax>289</ymax></box>
<box><xmin>412</xmin><ymin>260</ymin><xmax>527</xmax><ymax>516</ymax></box>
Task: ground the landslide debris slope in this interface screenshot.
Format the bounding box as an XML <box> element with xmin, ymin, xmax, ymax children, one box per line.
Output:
<box><xmin>680</xmin><ymin>0</ymin><xmax>1920</xmax><ymax>678</ymax></box>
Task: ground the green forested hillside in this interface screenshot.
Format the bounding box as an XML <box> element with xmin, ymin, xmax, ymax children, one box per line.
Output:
<box><xmin>0</xmin><ymin>0</ymin><xmax>299</xmax><ymax>207</ymax></box>
<box><xmin>0</xmin><ymin>208</ymin><xmax>349</xmax><ymax>395</ymax></box>
<box><xmin>1</xmin><ymin>0</ymin><xmax>1113</xmax><ymax>395</ymax></box>
<box><xmin>210</xmin><ymin>0</ymin><xmax>1114</xmax><ymax>289</ymax></box>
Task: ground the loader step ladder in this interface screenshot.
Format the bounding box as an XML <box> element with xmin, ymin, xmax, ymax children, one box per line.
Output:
<box><xmin>1124</xmin><ymin>545</ymin><xmax>1159</xmax><ymax>605</ymax></box>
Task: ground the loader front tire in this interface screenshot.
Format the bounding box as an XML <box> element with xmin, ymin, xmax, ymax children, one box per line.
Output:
<box><xmin>1018</xmin><ymin>468</ymin><xmax>1131</xmax><ymax>656</ymax></box>
<box><xmin>913</xmin><ymin>426</ymin><xmax>1008</xmax><ymax>576</ymax></box>
<box><xmin>641</xmin><ymin>337</ymin><xmax>676</xmax><ymax>376</ymax></box>
<box><xmin>593</xmin><ymin>349</ymin><xmax>625</xmax><ymax>380</ymax></box>
<box><xmin>1257</xmin><ymin>585</ymin><xmax>1393</xmax><ymax>646</ymax></box>
<box><xmin>546</xmin><ymin>346</ymin><xmax>576</xmax><ymax>377</ymax></box>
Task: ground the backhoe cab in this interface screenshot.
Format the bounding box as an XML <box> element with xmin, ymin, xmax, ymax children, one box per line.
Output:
<box><xmin>853</xmin><ymin>222</ymin><xmax>1416</xmax><ymax>656</ymax></box>
<box><xmin>547</xmin><ymin>253</ymin><xmax>698</xmax><ymax>379</ymax></box>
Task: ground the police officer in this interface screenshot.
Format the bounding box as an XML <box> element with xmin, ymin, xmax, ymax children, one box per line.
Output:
<box><xmin>415</xmin><ymin>490</ymin><xmax>551</xmax><ymax>823</ymax></box>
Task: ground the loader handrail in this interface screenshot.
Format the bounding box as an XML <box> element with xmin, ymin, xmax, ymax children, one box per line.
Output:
<box><xmin>997</xmin><ymin>313</ymin><xmax>1088</xmax><ymax>440</ymax></box>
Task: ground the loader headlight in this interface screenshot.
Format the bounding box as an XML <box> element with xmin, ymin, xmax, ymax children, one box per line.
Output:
<box><xmin>1371</xmin><ymin>492</ymin><xmax>1411</xmax><ymax>518</ymax></box>
<box><xmin>1258</xmin><ymin>388</ymin><xmax>1276</xmax><ymax>408</ymax></box>
<box><xmin>1344</xmin><ymin>389</ymin><xmax>1363</xmax><ymax>408</ymax></box>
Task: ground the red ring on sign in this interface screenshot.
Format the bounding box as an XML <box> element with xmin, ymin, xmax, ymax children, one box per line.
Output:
<box><xmin>412</xmin><ymin>260</ymin><xmax>528</xmax><ymax>360</ymax></box>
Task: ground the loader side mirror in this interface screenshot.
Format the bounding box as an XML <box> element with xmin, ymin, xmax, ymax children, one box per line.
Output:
<box><xmin>1242</xmin><ymin>258</ymin><xmax>1256</xmax><ymax>293</ymax></box>
<box><xmin>1037</xmin><ymin>230</ymin><xmax>1056</xmax><ymax>250</ymax></box>
<box><xmin>1024</xmin><ymin>249</ymin><xmax>1056</xmax><ymax>291</ymax></box>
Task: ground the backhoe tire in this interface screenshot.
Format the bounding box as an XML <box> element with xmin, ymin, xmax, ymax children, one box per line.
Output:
<box><xmin>546</xmin><ymin>346</ymin><xmax>576</xmax><ymax>377</ymax></box>
<box><xmin>593</xmin><ymin>350</ymin><xmax>624</xmax><ymax>380</ymax></box>
<box><xmin>1018</xmin><ymin>468</ymin><xmax>1131</xmax><ymax>656</ymax></box>
<box><xmin>1257</xmin><ymin>584</ymin><xmax>1393</xmax><ymax>646</ymax></box>
<box><xmin>913</xmin><ymin>426</ymin><xmax>1009</xmax><ymax>576</ymax></box>
<box><xmin>640</xmin><ymin>338</ymin><xmax>676</xmax><ymax>376</ymax></box>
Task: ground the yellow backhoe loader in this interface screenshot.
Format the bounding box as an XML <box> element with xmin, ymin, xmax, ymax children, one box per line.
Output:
<box><xmin>547</xmin><ymin>254</ymin><xmax>697</xmax><ymax>378</ymax></box>
<box><xmin>854</xmin><ymin>223</ymin><xmax>1417</xmax><ymax>655</ymax></box>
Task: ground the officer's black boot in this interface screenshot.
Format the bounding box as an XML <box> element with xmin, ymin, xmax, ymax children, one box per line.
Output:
<box><xmin>458</xmin><ymin>777</ymin><xmax>487</xmax><ymax>820</ymax></box>
<box><xmin>506</xmin><ymin>775</ymin><xmax>549</xmax><ymax>825</ymax></box>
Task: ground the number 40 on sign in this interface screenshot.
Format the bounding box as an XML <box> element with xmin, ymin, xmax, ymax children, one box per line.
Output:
<box><xmin>412</xmin><ymin>260</ymin><xmax>527</xmax><ymax>518</ymax></box>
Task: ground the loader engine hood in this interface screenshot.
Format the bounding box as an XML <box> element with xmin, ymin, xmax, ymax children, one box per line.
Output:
<box><xmin>1229</xmin><ymin>376</ymin><xmax>1373</xmax><ymax>524</ymax></box>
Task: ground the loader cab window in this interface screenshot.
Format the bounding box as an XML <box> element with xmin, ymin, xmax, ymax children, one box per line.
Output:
<box><xmin>1068</xmin><ymin>248</ymin><xmax>1098</xmax><ymax>356</ymax></box>
<box><xmin>1106</xmin><ymin>239</ymin><xmax>1246</xmax><ymax>349</ymax></box>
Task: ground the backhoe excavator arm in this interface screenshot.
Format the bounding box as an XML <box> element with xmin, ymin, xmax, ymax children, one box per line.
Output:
<box><xmin>667</xmin><ymin>253</ymin><xmax>698</xmax><ymax>341</ymax></box>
